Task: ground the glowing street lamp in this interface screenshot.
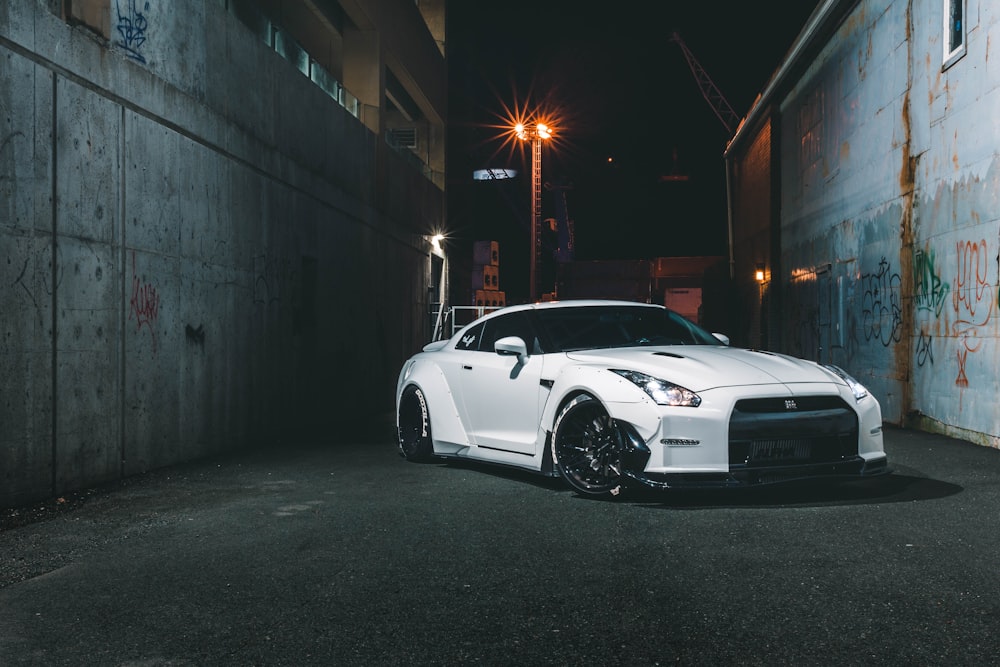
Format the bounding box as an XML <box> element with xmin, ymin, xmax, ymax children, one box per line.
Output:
<box><xmin>514</xmin><ymin>122</ymin><xmax>552</xmax><ymax>301</ymax></box>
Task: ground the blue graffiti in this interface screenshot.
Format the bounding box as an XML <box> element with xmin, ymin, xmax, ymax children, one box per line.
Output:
<box><xmin>861</xmin><ymin>256</ymin><xmax>902</xmax><ymax>346</ymax></box>
<box><xmin>116</xmin><ymin>0</ymin><xmax>150</xmax><ymax>64</ymax></box>
<box><xmin>915</xmin><ymin>329</ymin><xmax>934</xmax><ymax>366</ymax></box>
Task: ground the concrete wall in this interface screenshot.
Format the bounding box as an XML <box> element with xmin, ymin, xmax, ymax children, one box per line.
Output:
<box><xmin>775</xmin><ymin>0</ymin><xmax>1000</xmax><ymax>446</ymax></box>
<box><xmin>0</xmin><ymin>1</ymin><xmax>442</xmax><ymax>506</ymax></box>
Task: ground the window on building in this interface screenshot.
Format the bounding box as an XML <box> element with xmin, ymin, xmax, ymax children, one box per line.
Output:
<box><xmin>943</xmin><ymin>0</ymin><xmax>967</xmax><ymax>70</ymax></box>
<box><xmin>387</xmin><ymin>128</ymin><xmax>418</xmax><ymax>149</ymax></box>
<box><xmin>62</xmin><ymin>0</ymin><xmax>111</xmax><ymax>39</ymax></box>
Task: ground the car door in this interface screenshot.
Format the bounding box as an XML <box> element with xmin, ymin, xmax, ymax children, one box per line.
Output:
<box><xmin>457</xmin><ymin>312</ymin><xmax>544</xmax><ymax>454</ymax></box>
<box><xmin>435</xmin><ymin>320</ymin><xmax>486</xmax><ymax>438</ymax></box>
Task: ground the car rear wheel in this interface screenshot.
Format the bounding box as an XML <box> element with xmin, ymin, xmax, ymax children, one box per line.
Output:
<box><xmin>551</xmin><ymin>395</ymin><xmax>625</xmax><ymax>498</ymax></box>
<box><xmin>398</xmin><ymin>385</ymin><xmax>434</xmax><ymax>462</ymax></box>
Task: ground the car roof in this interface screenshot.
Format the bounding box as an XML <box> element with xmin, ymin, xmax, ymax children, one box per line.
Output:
<box><xmin>497</xmin><ymin>299</ymin><xmax>662</xmax><ymax>314</ymax></box>
<box><xmin>453</xmin><ymin>299</ymin><xmax>665</xmax><ymax>335</ymax></box>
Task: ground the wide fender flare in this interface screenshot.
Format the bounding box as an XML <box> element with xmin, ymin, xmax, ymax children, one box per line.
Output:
<box><xmin>855</xmin><ymin>394</ymin><xmax>885</xmax><ymax>456</ymax></box>
<box><xmin>541</xmin><ymin>365</ymin><xmax>662</xmax><ymax>441</ymax></box>
<box><xmin>396</xmin><ymin>359</ymin><xmax>471</xmax><ymax>448</ymax></box>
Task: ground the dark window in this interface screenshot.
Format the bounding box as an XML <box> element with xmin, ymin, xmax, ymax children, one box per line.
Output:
<box><xmin>479</xmin><ymin>312</ymin><xmax>539</xmax><ymax>353</ymax></box>
<box><xmin>456</xmin><ymin>322</ymin><xmax>485</xmax><ymax>351</ymax></box>
<box><xmin>943</xmin><ymin>0</ymin><xmax>967</xmax><ymax>69</ymax></box>
<box><xmin>535</xmin><ymin>305</ymin><xmax>719</xmax><ymax>352</ymax></box>
<box><xmin>63</xmin><ymin>0</ymin><xmax>111</xmax><ymax>39</ymax></box>
<box><xmin>949</xmin><ymin>0</ymin><xmax>963</xmax><ymax>52</ymax></box>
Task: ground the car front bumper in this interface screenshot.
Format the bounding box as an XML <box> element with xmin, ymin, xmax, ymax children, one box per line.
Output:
<box><xmin>611</xmin><ymin>388</ymin><xmax>889</xmax><ymax>490</ymax></box>
<box><xmin>622</xmin><ymin>445</ymin><xmax>890</xmax><ymax>490</ymax></box>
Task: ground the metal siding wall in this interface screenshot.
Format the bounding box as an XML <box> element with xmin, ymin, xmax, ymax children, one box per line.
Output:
<box><xmin>904</xmin><ymin>1</ymin><xmax>1000</xmax><ymax>445</ymax></box>
<box><xmin>775</xmin><ymin>0</ymin><xmax>1000</xmax><ymax>445</ymax></box>
<box><xmin>777</xmin><ymin>0</ymin><xmax>906</xmax><ymax>423</ymax></box>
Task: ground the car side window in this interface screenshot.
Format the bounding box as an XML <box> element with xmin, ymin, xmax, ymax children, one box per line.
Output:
<box><xmin>455</xmin><ymin>322</ymin><xmax>485</xmax><ymax>351</ymax></box>
<box><xmin>480</xmin><ymin>312</ymin><xmax>540</xmax><ymax>353</ymax></box>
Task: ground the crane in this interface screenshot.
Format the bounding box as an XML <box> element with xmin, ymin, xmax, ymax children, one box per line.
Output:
<box><xmin>669</xmin><ymin>32</ymin><xmax>742</xmax><ymax>281</ymax></box>
<box><xmin>670</xmin><ymin>32</ymin><xmax>741</xmax><ymax>135</ymax></box>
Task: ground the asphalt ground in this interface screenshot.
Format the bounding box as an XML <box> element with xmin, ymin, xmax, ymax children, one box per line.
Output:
<box><xmin>1</xmin><ymin>425</ymin><xmax>999</xmax><ymax>666</ymax></box>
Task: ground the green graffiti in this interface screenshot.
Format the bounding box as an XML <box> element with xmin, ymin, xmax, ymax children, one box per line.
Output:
<box><xmin>913</xmin><ymin>246</ymin><xmax>950</xmax><ymax>317</ymax></box>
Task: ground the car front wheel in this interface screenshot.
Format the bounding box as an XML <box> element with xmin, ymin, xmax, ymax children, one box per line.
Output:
<box><xmin>397</xmin><ymin>385</ymin><xmax>434</xmax><ymax>462</ymax></box>
<box><xmin>551</xmin><ymin>395</ymin><xmax>625</xmax><ymax>498</ymax></box>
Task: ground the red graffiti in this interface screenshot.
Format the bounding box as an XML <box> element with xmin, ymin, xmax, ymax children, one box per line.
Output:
<box><xmin>951</xmin><ymin>239</ymin><xmax>993</xmax><ymax>387</ymax></box>
<box><xmin>955</xmin><ymin>348</ymin><xmax>969</xmax><ymax>388</ymax></box>
<box><xmin>129</xmin><ymin>251</ymin><xmax>160</xmax><ymax>353</ymax></box>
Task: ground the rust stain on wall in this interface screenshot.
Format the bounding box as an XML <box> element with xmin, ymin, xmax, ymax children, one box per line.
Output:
<box><xmin>897</xmin><ymin>2</ymin><xmax>915</xmax><ymax>421</ymax></box>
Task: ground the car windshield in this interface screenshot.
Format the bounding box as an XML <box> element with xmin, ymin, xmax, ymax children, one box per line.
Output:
<box><xmin>534</xmin><ymin>305</ymin><xmax>721</xmax><ymax>352</ymax></box>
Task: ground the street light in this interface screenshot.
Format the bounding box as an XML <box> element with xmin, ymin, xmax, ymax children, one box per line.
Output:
<box><xmin>515</xmin><ymin>122</ymin><xmax>552</xmax><ymax>301</ymax></box>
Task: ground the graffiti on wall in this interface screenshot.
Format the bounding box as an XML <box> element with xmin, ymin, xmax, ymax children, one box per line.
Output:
<box><xmin>911</xmin><ymin>246</ymin><xmax>950</xmax><ymax>368</ymax></box>
<box><xmin>791</xmin><ymin>239</ymin><xmax>996</xmax><ymax>381</ymax></box>
<box><xmin>915</xmin><ymin>328</ymin><xmax>934</xmax><ymax>367</ymax></box>
<box><xmin>951</xmin><ymin>239</ymin><xmax>994</xmax><ymax>387</ymax></box>
<box><xmin>129</xmin><ymin>250</ymin><xmax>160</xmax><ymax>354</ymax></box>
<box><xmin>785</xmin><ymin>275</ymin><xmax>820</xmax><ymax>361</ymax></box>
<box><xmin>185</xmin><ymin>323</ymin><xmax>205</xmax><ymax>348</ymax></box>
<box><xmin>861</xmin><ymin>256</ymin><xmax>902</xmax><ymax>346</ymax></box>
<box><xmin>115</xmin><ymin>0</ymin><xmax>150</xmax><ymax>64</ymax></box>
<box><xmin>253</xmin><ymin>254</ymin><xmax>296</xmax><ymax>306</ymax></box>
<box><xmin>913</xmin><ymin>246</ymin><xmax>950</xmax><ymax>317</ymax></box>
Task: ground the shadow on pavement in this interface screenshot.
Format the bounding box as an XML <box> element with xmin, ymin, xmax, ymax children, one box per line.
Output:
<box><xmin>629</xmin><ymin>472</ymin><xmax>962</xmax><ymax>509</ymax></box>
<box><xmin>435</xmin><ymin>458</ymin><xmax>962</xmax><ymax>510</ymax></box>
<box><xmin>437</xmin><ymin>459</ymin><xmax>568</xmax><ymax>492</ymax></box>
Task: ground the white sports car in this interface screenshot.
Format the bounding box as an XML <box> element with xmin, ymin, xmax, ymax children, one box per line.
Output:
<box><xmin>395</xmin><ymin>300</ymin><xmax>888</xmax><ymax>498</ymax></box>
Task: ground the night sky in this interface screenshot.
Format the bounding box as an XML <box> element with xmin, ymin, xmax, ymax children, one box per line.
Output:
<box><xmin>446</xmin><ymin>2</ymin><xmax>822</xmax><ymax>299</ymax></box>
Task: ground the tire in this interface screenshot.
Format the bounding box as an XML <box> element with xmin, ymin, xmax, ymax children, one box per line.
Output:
<box><xmin>397</xmin><ymin>385</ymin><xmax>434</xmax><ymax>462</ymax></box>
<box><xmin>551</xmin><ymin>395</ymin><xmax>626</xmax><ymax>498</ymax></box>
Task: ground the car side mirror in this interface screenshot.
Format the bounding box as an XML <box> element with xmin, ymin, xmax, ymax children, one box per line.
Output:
<box><xmin>495</xmin><ymin>336</ymin><xmax>528</xmax><ymax>362</ymax></box>
<box><xmin>712</xmin><ymin>333</ymin><xmax>730</xmax><ymax>346</ymax></box>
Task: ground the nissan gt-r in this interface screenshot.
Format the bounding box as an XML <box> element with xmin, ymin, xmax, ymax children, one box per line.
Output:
<box><xmin>395</xmin><ymin>300</ymin><xmax>888</xmax><ymax>498</ymax></box>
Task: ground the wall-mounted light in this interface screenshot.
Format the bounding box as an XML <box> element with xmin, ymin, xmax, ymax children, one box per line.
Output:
<box><xmin>755</xmin><ymin>263</ymin><xmax>766</xmax><ymax>282</ymax></box>
<box><xmin>425</xmin><ymin>233</ymin><xmax>446</xmax><ymax>258</ymax></box>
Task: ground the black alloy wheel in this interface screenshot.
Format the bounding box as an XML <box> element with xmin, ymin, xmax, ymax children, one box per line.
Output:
<box><xmin>397</xmin><ymin>385</ymin><xmax>434</xmax><ymax>462</ymax></box>
<box><xmin>552</xmin><ymin>395</ymin><xmax>626</xmax><ymax>498</ymax></box>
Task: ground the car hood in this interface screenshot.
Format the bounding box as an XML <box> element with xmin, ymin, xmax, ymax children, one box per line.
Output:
<box><xmin>564</xmin><ymin>346</ymin><xmax>841</xmax><ymax>392</ymax></box>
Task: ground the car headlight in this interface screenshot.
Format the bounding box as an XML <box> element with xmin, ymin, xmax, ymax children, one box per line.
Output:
<box><xmin>611</xmin><ymin>369</ymin><xmax>701</xmax><ymax>407</ymax></box>
<box><xmin>823</xmin><ymin>364</ymin><xmax>869</xmax><ymax>401</ymax></box>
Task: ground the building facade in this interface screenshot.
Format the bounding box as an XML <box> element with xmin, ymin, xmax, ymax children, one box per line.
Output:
<box><xmin>0</xmin><ymin>0</ymin><xmax>447</xmax><ymax>506</ymax></box>
<box><xmin>728</xmin><ymin>0</ymin><xmax>999</xmax><ymax>446</ymax></box>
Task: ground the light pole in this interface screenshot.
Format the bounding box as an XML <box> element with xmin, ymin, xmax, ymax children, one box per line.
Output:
<box><xmin>515</xmin><ymin>122</ymin><xmax>551</xmax><ymax>302</ymax></box>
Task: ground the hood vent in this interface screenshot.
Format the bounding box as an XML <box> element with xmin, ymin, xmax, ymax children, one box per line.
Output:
<box><xmin>653</xmin><ymin>351</ymin><xmax>684</xmax><ymax>359</ymax></box>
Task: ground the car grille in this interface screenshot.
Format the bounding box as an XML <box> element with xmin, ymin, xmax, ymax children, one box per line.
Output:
<box><xmin>728</xmin><ymin>396</ymin><xmax>858</xmax><ymax>468</ymax></box>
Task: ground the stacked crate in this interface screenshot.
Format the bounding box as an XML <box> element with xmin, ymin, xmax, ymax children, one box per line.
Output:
<box><xmin>472</xmin><ymin>240</ymin><xmax>506</xmax><ymax>307</ymax></box>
